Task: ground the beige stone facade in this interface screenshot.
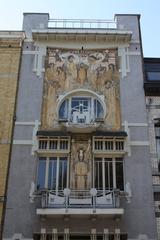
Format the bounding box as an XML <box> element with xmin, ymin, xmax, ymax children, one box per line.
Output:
<box><xmin>0</xmin><ymin>32</ymin><xmax>24</xmax><ymax>234</ymax></box>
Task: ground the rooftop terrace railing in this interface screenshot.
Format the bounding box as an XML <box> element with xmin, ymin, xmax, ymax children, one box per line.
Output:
<box><xmin>48</xmin><ymin>19</ymin><xmax>117</xmax><ymax>29</ymax></box>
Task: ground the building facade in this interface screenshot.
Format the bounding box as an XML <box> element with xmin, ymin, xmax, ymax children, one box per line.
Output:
<box><xmin>3</xmin><ymin>13</ymin><xmax>157</xmax><ymax>240</ymax></box>
<box><xmin>144</xmin><ymin>58</ymin><xmax>160</xmax><ymax>239</ymax></box>
<box><xmin>0</xmin><ymin>31</ymin><xmax>24</xmax><ymax>236</ymax></box>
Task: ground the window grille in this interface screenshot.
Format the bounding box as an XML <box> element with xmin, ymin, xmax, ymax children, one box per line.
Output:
<box><xmin>93</xmin><ymin>137</ymin><xmax>125</xmax><ymax>152</ymax></box>
<box><xmin>153</xmin><ymin>176</ymin><xmax>160</xmax><ymax>185</ymax></box>
<box><xmin>38</xmin><ymin>137</ymin><xmax>70</xmax><ymax>151</ymax></box>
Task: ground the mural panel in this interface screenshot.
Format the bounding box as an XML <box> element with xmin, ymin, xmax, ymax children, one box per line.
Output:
<box><xmin>41</xmin><ymin>48</ymin><xmax>120</xmax><ymax>130</ymax></box>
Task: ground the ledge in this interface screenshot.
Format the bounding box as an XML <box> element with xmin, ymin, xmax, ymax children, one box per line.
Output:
<box><xmin>36</xmin><ymin>208</ymin><xmax>124</xmax><ymax>216</ymax></box>
<box><xmin>32</xmin><ymin>29</ymin><xmax>132</xmax><ymax>43</ymax></box>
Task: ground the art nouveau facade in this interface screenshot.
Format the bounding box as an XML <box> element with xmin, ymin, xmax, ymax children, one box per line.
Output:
<box><xmin>3</xmin><ymin>13</ymin><xmax>157</xmax><ymax>240</ymax></box>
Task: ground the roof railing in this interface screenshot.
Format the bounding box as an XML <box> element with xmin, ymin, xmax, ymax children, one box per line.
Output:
<box><xmin>48</xmin><ymin>19</ymin><xmax>117</xmax><ymax>29</ymax></box>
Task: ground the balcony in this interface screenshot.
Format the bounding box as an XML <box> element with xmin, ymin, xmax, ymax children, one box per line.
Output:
<box><xmin>36</xmin><ymin>189</ymin><xmax>124</xmax><ymax>217</ymax></box>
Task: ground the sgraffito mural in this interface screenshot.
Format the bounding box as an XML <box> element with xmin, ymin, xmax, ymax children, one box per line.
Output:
<box><xmin>41</xmin><ymin>48</ymin><xmax>120</xmax><ymax>130</ymax></box>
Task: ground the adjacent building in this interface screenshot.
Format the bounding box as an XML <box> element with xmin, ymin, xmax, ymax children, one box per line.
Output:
<box><xmin>2</xmin><ymin>13</ymin><xmax>157</xmax><ymax>240</ymax></box>
<box><xmin>144</xmin><ymin>58</ymin><xmax>160</xmax><ymax>239</ymax></box>
<box><xmin>0</xmin><ymin>31</ymin><xmax>24</xmax><ymax>236</ymax></box>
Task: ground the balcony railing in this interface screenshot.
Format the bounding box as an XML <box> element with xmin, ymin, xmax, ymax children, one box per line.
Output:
<box><xmin>48</xmin><ymin>19</ymin><xmax>117</xmax><ymax>29</ymax></box>
<box><xmin>40</xmin><ymin>189</ymin><xmax>121</xmax><ymax>209</ymax></box>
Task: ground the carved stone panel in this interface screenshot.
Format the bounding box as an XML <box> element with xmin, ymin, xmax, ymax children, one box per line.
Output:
<box><xmin>70</xmin><ymin>135</ymin><xmax>92</xmax><ymax>190</ymax></box>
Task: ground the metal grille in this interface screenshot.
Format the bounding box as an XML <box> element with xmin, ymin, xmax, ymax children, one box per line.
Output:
<box><xmin>94</xmin><ymin>138</ymin><xmax>125</xmax><ymax>152</ymax></box>
<box><xmin>38</xmin><ymin>137</ymin><xmax>70</xmax><ymax>151</ymax></box>
<box><xmin>153</xmin><ymin>176</ymin><xmax>160</xmax><ymax>185</ymax></box>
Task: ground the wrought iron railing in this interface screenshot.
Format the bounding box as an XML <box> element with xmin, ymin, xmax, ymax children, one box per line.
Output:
<box><xmin>40</xmin><ymin>189</ymin><xmax>121</xmax><ymax>209</ymax></box>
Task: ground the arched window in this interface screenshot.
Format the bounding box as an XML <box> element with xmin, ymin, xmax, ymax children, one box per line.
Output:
<box><xmin>59</xmin><ymin>99</ymin><xmax>68</xmax><ymax>120</ymax></box>
<box><xmin>58</xmin><ymin>90</ymin><xmax>105</xmax><ymax>125</ymax></box>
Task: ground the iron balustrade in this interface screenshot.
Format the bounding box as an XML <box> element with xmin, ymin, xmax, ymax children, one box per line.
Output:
<box><xmin>40</xmin><ymin>189</ymin><xmax>121</xmax><ymax>209</ymax></box>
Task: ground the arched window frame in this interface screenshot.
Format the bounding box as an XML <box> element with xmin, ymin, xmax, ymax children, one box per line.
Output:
<box><xmin>57</xmin><ymin>89</ymin><xmax>106</xmax><ymax>124</ymax></box>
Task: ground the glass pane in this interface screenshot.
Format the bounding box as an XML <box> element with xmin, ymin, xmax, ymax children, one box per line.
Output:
<box><xmin>104</xmin><ymin>158</ymin><xmax>113</xmax><ymax>190</ymax></box>
<box><xmin>156</xmin><ymin>139</ymin><xmax>160</xmax><ymax>155</ymax></box>
<box><xmin>155</xmin><ymin>126</ymin><xmax>160</xmax><ymax>137</ymax></box>
<box><xmin>95</xmin><ymin>158</ymin><xmax>103</xmax><ymax>190</ymax></box>
<box><xmin>109</xmin><ymin>161</ymin><xmax>113</xmax><ymax>189</ymax></box>
<box><xmin>94</xmin><ymin>99</ymin><xmax>104</xmax><ymax>118</ymax></box>
<box><xmin>37</xmin><ymin>158</ymin><xmax>46</xmax><ymax>190</ymax></box>
<box><xmin>59</xmin><ymin>99</ymin><xmax>68</xmax><ymax>119</ymax></box>
<box><xmin>147</xmin><ymin>72</ymin><xmax>160</xmax><ymax>81</ymax></box>
<box><xmin>104</xmin><ymin>161</ymin><xmax>109</xmax><ymax>189</ymax></box>
<box><xmin>48</xmin><ymin>158</ymin><xmax>57</xmax><ymax>190</ymax></box>
<box><xmin>59</xmin><ymin>157</ymin><xmax>67</xmax><ymax>190</ymax></box>
<box><xmin>116</xmin><ymin>160</ymin><xmax>124</xmax><ymax>190</ymax></box>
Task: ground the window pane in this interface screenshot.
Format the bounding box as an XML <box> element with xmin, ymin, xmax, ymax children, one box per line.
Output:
<box><xmin>147</xmin><ymin>72</ymin><xmax>160</xmax><ymax>81</ymax></box>
<box><xmin>155</xmin><ymin>126</ymin><xmax>160</xmax><ymax>137</ymax></box>
<box><xmin>94</xmin><ymin>99</ymin><xmax>104</xmax><ymax>118</ymax></box>
<box><xmin>104</xmin><ymin>161</ymin><xmax>109</xmax><ymax>189</ymax></box>
<box><xmin>37</xmin><ymin>158</ymin><xmax>46</xmax><ymax>189</ymax></box>
<box><xmin>59</xmin><ymin>99</ymin><xmax>68</xmax><ymax>119</ymax></box>
<box><xmin>109</xmin><ymin>161</ymin><xmax>113</xmax><ymax>189</ymax></box>
<box><xmin>116</xmin><ymin>159</ymin><xmax>124</xmax><ymax>190</ymax></box>
<box><xmin>95</xmin><ymin>158</ymin><xmax>103</xmax><ymax>190</ymax></box>
<box><xmin>104</xmin><ymin>158</ymin><xmax>113</xmax><ymax>190</ymax></box>
<box><xmin>58</xmin><ymin>157</ymin><xmax>68</xmax><ymax>190</ymax></box>
<box><xmin>156</xmin><ymin>139</ymin><xmax>160</xmax><ymax>155</ymax></box>
<box><xmin>48</xmin><ymin>157</ymin><xmax>57</xmax><ymax>190</ymax></box>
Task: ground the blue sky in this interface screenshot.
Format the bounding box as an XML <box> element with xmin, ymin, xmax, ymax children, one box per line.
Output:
<box><xmin>1</xmin><ymin>0</ymin><xmax>160</xmax><ymax>57</ymax></box>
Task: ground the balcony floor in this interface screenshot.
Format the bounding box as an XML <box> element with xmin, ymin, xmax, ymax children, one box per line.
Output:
<box><xmin>36</xmin><ymin>207</ymin><xmax>124</xmax><ymax>216</ymax></box>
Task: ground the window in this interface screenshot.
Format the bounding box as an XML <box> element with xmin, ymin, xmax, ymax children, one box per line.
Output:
<box><xmin>155</xmin><ymin>122</ymin><xmax>160</xmax><ymax>171</ymax></box>
<box><xmin>94</xmin><ymin>157</ymin><xmax>124</xmax><ymax>191</ymax></box>
<box><xmin>37</xmin><ymin>157</ymin><xmax>68</xmax><ymax>191</ymax></box>
<box><xmin>38</xmin><ymin>137</ymin><xmax>69</xmax><ymax>151</ymax></box>
<box><xmin>93</xmin><ymin>137</ymin><xmax>125</xmax><ymax>152</ymax></box>
<box><xmin>58</xmin><ymin>95</ymin><xmax>105</xmax><ymax>125</ymax></box>
<box><xmin>59</xmin><ymin>99</ymin><xmax>68</xmax><ymax>120</ymax></box>
<box><xmin>147</xmin><ymin>72</ymin><xmax>160</xmax><ymax>81</ymax></box>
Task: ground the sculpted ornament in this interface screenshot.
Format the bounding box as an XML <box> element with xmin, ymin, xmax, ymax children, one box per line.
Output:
<box><xmin>71</xmin><ymin>139</ymin><xmax>91</xmax><ymax>190</ymax></box>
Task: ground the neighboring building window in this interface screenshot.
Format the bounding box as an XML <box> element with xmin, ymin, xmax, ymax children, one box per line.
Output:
<box><xmin>59</xmin><ymin>96</ymin><xmax>104</xmax><ymax>124</ymax></box>
<box><xmin>155</xmin><ymin>122</ymin><xmax>160</xmax><ymax>171</ymax></box>
<box><xmin>94</xmin><ymin>157</ymin><xmax>124</xmax><ymax>191</ymax></box>
<box><xmin>147</xmin><ymin>72</ymin><xmax>160</xmax><ymax>81</ymax></box>
<box><xmin>37</xmin><ymin>157</ymin><xmax>68</xmax><ymax>191</ymax></box>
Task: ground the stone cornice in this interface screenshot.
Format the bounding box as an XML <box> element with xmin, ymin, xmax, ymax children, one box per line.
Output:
<box><xmin>32</xmin><ymin>29</ymin><xmax>132</xmax><ymax>43</ymax></box>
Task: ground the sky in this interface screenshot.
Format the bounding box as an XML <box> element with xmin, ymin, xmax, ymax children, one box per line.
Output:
<box><xmin>0</xmin><ymin>0</ymin><xmax>160</xmax><ymax>57</ymax></box>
